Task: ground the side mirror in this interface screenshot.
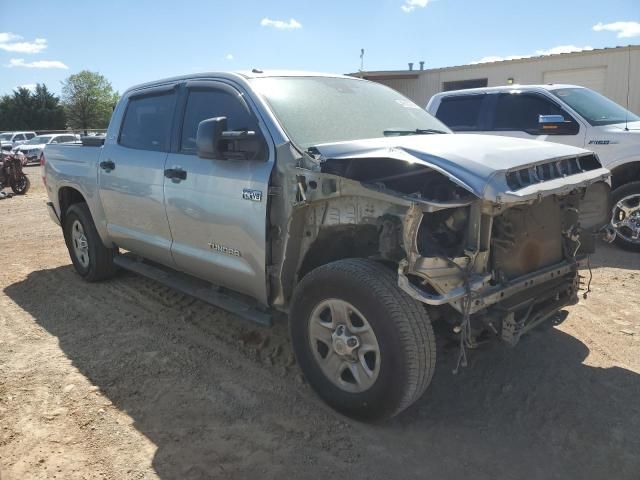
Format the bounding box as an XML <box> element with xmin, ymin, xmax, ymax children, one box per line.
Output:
<box><xmin>537</xmin><ymin>114</ymin><xmax>578</xmax><ymax>135</ymax></box>
<box><xmin>196</xmin><ymin>116</ymin><xmax>266</xmax><ymax>161</ymax></box>
<box><xmin>196</xmin><ymin>116</ymin><xmax>227</xmax><ymax>159</ymax></box>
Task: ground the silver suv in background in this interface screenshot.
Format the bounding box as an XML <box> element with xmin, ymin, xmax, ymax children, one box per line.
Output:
<box><xmin>427</xmin><ymin>85</ymin><xmax>640</xmax><ymax>250</ymax></box>
<box><xmin>0</xmin><ymin>131</ymin><xmax>36</xmax><ymax>151</ymax></box>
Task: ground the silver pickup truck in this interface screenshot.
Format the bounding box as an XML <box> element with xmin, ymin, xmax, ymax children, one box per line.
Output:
<box><xmin>43</xmin><ymin>71</ymin><xmax>611</xmax><ymax>420</ymax></box>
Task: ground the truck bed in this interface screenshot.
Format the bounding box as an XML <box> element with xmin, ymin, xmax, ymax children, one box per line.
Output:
<box><xmin>44</xmin><ymin>143</ymin><xmax>104</xmax><ymax>222</ymax></box>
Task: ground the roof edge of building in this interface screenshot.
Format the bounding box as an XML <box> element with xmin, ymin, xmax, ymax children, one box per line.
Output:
<box><xmin>352</xmin><ymin>44</ymin><xmax>640</xmax><ymax>78</ymax></box>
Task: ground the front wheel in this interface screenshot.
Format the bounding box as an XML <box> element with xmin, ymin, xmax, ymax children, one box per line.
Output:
<box><xmin>290</xmin><ymin>259</ymin><xmax>436</xmax><ymax>420</ymax></box>
<box><xmin>611</xmin><ymin>181</ymin><xmax>640</xmax><ymax>252</ymax></box>
<box><xmin>10</xmin><ymin>174</ymin><xmax>29</xmax><ymax>195</ymax></box>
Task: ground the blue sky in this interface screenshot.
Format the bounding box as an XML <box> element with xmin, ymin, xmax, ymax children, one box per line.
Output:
<box><xmin>1</xmin><ymin>0</ymin><xmax>638</xmax><ymax>95</ymax></box>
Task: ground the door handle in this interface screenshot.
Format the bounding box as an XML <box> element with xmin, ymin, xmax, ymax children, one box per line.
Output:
<box><xmin>99</xmin><ymin>160</ymin><xmax>115</xmax><ymax>171</ymax></box>
<box><xmin>164</xmin><ymin>168</ymin><xmax>187</xmax><ymax>181</ymax></box>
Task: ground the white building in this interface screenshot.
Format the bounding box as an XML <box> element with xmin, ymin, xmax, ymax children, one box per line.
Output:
<box><xmin>358</xmin><ymin>45</ymin><xmax>640</xmax><ymax>114</ymax></box>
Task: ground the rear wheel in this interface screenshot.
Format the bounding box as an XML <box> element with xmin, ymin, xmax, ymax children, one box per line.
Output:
<box><xmin>290</xmin><ymin>259</ymin><xmax>436</xmax><ymax>420</ymax></box>
<box><xmin>611</xmin><ymin>181</ymin><xmax>640</xmax><ymax>252</ymax></box>
<box><xmin>63</xmin><ymin>203</ymin><xmax>118</xmax><ymax>281</ymax></box>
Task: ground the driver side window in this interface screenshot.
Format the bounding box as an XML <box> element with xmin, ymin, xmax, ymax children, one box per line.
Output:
<box><xmin>180</xmin><ymin>88</ymin><xmax>257</xmax><ymax>154</ymax></box>
<box><xmin>492</xmin><ymin>93</ymin><xmax>579</xmax><ymax>134</ymax></box>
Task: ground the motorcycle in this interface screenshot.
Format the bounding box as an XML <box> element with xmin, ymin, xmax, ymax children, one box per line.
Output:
<box><xmin>0</xmin><ymin>150</ymin><xmax>30</xmax><ymax>196</ymax></box>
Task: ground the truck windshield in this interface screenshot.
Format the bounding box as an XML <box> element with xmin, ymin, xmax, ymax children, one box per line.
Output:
<box><xmin>250</xmin><ymin>76</ymin><xmax>450</xmax><ymax>149</ymax></box>
<box><xmin>551</xmin><ymin>88</ymin><xmax>640</xmax><ymax>127</ymax></box>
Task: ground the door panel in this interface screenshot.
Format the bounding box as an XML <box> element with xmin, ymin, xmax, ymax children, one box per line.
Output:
<box><xmin>164</xmin><ymin>155</ymin><xmax>272</xmax><ymax>302</ymax></box>
<box><xmin>99</xmin><ymin>145</ymin><xmax>173</xmax><ymax>264</ymax></box>
<box><xmin>98</xmin><ymin>89</ymin><xmax>177</xmax><ymax>265</ymax></box>
<box><xmin>164</xmin><ymin>82</ymin><xmax>273</xmax><ymax>304</ymax></box>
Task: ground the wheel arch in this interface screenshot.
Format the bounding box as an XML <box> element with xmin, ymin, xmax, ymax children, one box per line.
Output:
<box><xmin>610</xmin><ymin>161</ymin><xmax>640</xmax><ymax>190</ymax></box>
<box><xmin>57</xmin><ymin>185</ymin><xmax>112</xmax><ymax>247</ymax></box>
<box><xmin>58</xmin><ymin>186</ymin><xmax>87</xmax><ymax>222</ymax></box>
<box><xmin>297</xmin><ymin>224</ymin><xmax>384</xmax><ymax>281</ymax></box>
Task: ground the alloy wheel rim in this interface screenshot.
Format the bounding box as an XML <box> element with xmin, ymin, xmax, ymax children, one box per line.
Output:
<box><xmin>71</xmin><ymin>220</ymin><xmax>90</xmax><ymax>268</ymax></box>
<box><xmin>612</xmin><ymin>193</ymin><xmax>640</xmax><ymax>244</ymax></box>
<box><xmin>308</xmin><ymin>298</ymin><xmax>381</xmax><ymax>393</ymax></box>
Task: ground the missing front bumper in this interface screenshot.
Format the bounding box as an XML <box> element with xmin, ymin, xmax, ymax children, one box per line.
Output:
<box><xmin>398</xmin><ymin>259</ymin><xmax>580</xmax><ymax>315</ymax></box>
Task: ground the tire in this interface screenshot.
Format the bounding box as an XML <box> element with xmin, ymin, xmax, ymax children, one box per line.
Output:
<box><xmin>63</xmin><ymin>203</ymin><xmax>118</xmax><ymax>281</ymax></box>
<box><xmin>290</xmin><ymin>259</ymin><xmax>436</xmax><ymax>420</ymax></box>
<box><xmin>611</xmin><ymin>181</ymin><xmax>640</xmax><ymax>252</ymax></box>
<box><xmin>10</xmin><ymin>175</ymin><xmax>29</xmax><ymax>195</ymax></box>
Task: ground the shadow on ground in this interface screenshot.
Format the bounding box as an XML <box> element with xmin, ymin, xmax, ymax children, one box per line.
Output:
<box><xmin>589</xmin><ymin>240</ymin><xmax>640</xmax><ymax>270</ymax></box>
<box><xmin>5</xmin><ymin>265</ymin><xmax>640</xmax><ymax>480</ymax></box>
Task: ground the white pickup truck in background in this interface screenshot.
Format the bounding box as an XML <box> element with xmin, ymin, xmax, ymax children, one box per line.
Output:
<box><xmin>427</xmin><ymin>85</ymin><xmax>640</xmax><ymax>250</ymax></box>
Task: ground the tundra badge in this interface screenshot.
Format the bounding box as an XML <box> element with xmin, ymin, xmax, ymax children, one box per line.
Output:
<box><xmin>208</xmin><ymin>242</ymin><xmax>241</xmax><ymax>257</ymax></box>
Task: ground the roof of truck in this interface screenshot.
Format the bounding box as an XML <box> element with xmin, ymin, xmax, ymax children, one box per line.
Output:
<box><xmin>124</xmin><ymin>70</ymin><xmax>356</xmax><ymax>94</ymax></box>
<box><xmin>432</xmin><ymin>84</ymin><xmax>586</xmax><ymax>97</ymax></box>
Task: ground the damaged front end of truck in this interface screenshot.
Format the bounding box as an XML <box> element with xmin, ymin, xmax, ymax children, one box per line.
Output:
<box><xmin>272</xmin><ymin>134</ymin><xmax>611</xmax><ymax>356</ymax></box>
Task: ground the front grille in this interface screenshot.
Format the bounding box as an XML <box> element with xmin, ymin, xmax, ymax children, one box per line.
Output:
<box><xmin>506</xmin><ymin>153</ymin><xmax>601</xmax><ymax>191</ymax></box>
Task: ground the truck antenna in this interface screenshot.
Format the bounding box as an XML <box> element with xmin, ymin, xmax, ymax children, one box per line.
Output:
<box><xmin>625</xmin><ymin>45</ymin><xmax>631</xmax><ymax>132</ymax></box>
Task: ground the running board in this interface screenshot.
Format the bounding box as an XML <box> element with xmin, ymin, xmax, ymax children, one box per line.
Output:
<box><xmin>113</xmin><ymin>254</ymin><xmax>272</xmax><ymax>327</ymax></box>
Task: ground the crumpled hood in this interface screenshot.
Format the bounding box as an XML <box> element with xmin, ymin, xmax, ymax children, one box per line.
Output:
<box><xmin>314</xmin><ymin>134</ymin><xmax>610</xmax><ymax>203</ymax></box>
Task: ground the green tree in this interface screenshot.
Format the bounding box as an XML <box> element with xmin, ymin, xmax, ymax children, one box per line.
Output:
<box><xmin>61</xmin><ymin>70</ymin><xmax>118</xmax><ymax>131</ymax></box>
<box><xmin>0</xmin><ymin>84</ymin><xmax>66</xmax><ymax>131</ymax></box>
<box><xmin>32</xmin><ymin>84</ymin><xmax>66</xmax><ymax>130</ymax></box>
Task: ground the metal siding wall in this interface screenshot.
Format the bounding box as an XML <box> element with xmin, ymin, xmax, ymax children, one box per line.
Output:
<box><xmin>372</xmin><ymin>48</ymin><xmax>640</xmax><ymax>114</ymax></box>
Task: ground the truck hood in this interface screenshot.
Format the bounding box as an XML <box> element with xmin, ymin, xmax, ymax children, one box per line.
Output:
<box><xmin>314</xmin><ymin>134</ymin><xmax>610</xmax><ymax>203</ymax></box>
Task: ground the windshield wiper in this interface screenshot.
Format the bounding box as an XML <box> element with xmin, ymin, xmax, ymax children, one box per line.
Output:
<box><xmin>383</xmin><ymin>128</ymin><xmax>447</xmax><ymax>136</ymax></box>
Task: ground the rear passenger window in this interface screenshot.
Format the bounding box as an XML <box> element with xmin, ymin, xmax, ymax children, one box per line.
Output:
<box><xmin>435</xmin><ymin>95</ymin><xmax>484</xmax><ymax>131</ymax></box>
<box><xmin>493</xmin><ymin>93</ymin><xmax>577</xmax><ymax>133</ymax></box>
<box><xmin>180</xmin><ymin>89</ymin><xmax>256</xmax><ymax>153</ymax></box>
<box><xmin>26</xmin><ymin>133</ymin><xmax>35</xmax><ymax>139</ymax></box>
<box><xmin>119</xmin><ymin>92</ymin><xmax>176</xmax><ymax>151</ymax></box>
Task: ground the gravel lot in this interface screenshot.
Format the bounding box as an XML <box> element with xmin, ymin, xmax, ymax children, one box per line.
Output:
<box><xmin>1</xmin><ymin>170</ymin><xmax>639</xmax><ymax>479</ymax></box>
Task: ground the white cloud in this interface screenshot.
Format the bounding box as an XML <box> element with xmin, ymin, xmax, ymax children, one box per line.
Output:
<box><xmin>225</xmin><ymin>53</ymin><xmax>234</xmax><ymax>60</ymax></box>
<box><xmin>401</xmin><ymin>0</ymin><xmax>429</xmax><ymax>13</ymax></box>
<box><xmin>593</xmin><ymin>21</ymin><xmax>640</xmax><ymax>38</ymax></box>
<box><xmin>0</xmin><ymin>33</ymin><xmax>20</xmax><ymax>43</ymax></box>
<box><xmin>6</xmin><ymin>58</ymin><xmax>68</xmax><ymax>69</ymax></box>
<box><xmin>260</xmin><ymin>17</ymin><xmax>302</xmax><ymax>30</ymax></box>
<box><xmin>472</xmin><ymin>45</ymin><xmax>592</xmax><ymax>64</ymax></box>
<box><xmin>0</xmin><ymin>33</ymin><xmax>47</xmax><ymax>53</ymax></box>
<box><xmin>19</xmin><ymin>83</ymin><xmax>37</xmax><ymax>91</ymax></box>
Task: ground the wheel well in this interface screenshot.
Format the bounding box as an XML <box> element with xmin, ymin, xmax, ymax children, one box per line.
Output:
<box><xmin>298</xmin><ymin>225</ymin><xmax>386</xmax><ymax>280</ymax></box>
<box><xmin>611</xmin><ymin>162</ymin><xmax>640</xmax><ymax>190</ymax></box>
<box><xmin>58</xmin><ymin>187</ymin><xmax>86</xmax><ymax>221</ymax></box>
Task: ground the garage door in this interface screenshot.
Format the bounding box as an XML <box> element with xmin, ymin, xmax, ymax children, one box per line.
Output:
<box><xmin>543</xmin><ymin>67</ymin><xmax>606</xmax><ymax>94</ymax></box>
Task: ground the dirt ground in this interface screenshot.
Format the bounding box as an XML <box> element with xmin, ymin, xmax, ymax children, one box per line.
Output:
<box><xmin>1</xmin><ymin>169</ymin><xmax>639</xmax><ymax>480</ymax></box>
